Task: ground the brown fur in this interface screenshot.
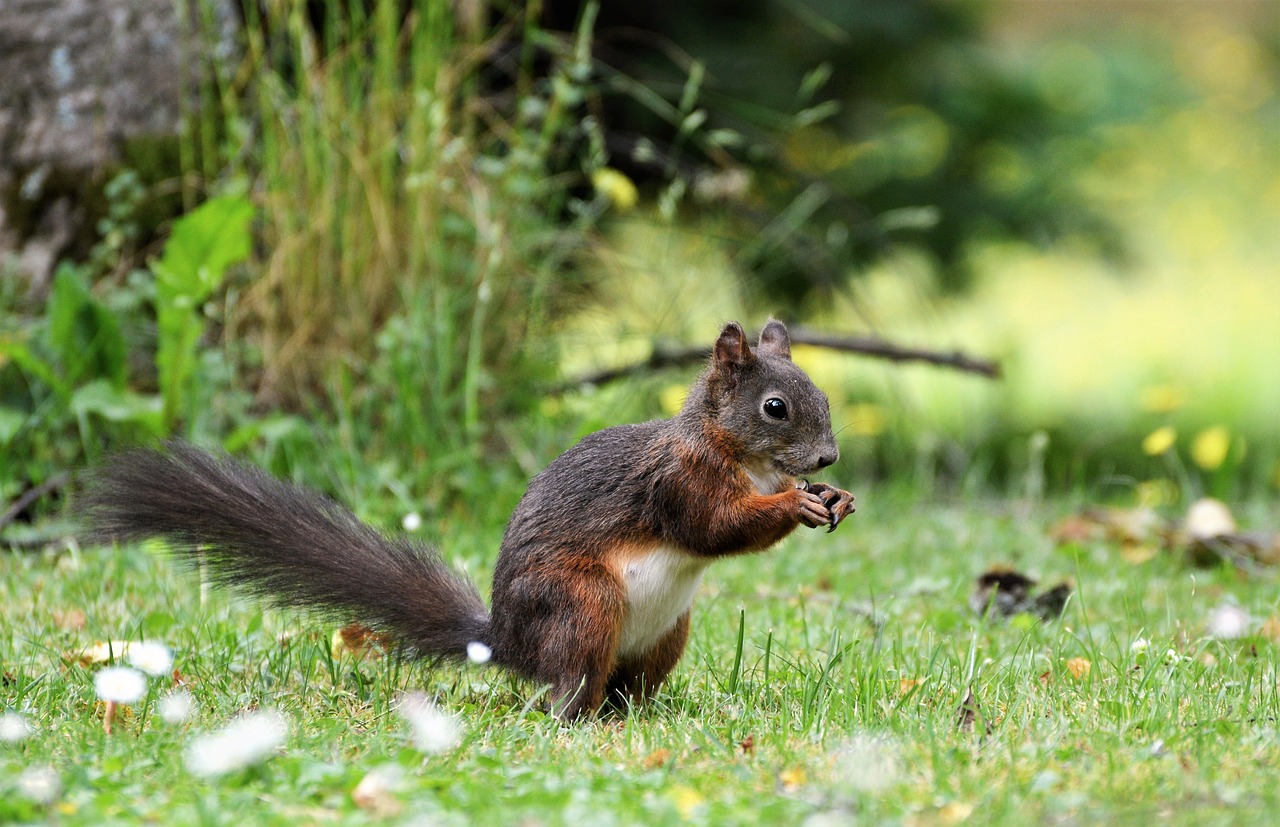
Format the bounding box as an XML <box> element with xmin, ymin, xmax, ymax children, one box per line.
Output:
<box><xmin>84</xmin><ymin>320</ymin><xmax>854</xmax><ymax>720</ymax></box>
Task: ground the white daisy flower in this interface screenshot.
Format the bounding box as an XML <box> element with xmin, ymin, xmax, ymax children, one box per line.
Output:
<box><xmin>184</xmin><ymin>709</ymin><xmax>288</xmax><ymax>778</ymax></box>
<box><xmin>1207</xmin><ymin>602</ymin><xmax>1251</xmax><ymax>640</ymax></box>
<box><xmin>126</xmin><ymin>641</ymin><xmax>174</xmax><ymax>677</ymax></box>
<box><xmin>397</xmin><ymin>693</ymin><xmax>462</xmax><ymax>754</ymax></box>
<box><xmin>466</xmin><ymin>641</ymin><xmax>492</xmax><ymax>664</ymax></box>
<box><xmin>16</xmin><ymin>766</ymin><xmax>61</xmax><ymax>804</ymax></box>
<box><xmin>0</xmin><ymin>710</ymin><xmax>32</xmax><ymax>743</ymax></box>
<box><xmin>94</xmin><ymin>666</ymin><xmax>147</xmax><ymax>704</ymax></box>
<box><xmin>159</xmin><ymin>690</ymin><xmax>194</xmax><ymax>724</ymax></box>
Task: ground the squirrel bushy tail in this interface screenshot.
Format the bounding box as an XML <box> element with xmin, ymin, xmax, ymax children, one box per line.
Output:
<box><xmin>83</xmin><ymin>441</ymin><xmax>489</xmax><ymax>660</ymax></box>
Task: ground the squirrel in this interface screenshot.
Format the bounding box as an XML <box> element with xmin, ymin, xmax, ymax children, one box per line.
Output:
<box><xmin>84</xmin><ymin>320</ymin><xmax>855</xmax><ymax>720</ymax></box>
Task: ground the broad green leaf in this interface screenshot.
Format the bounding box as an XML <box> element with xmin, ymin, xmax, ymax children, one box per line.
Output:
<box><xmin>70</xmin><ymin>379</ymin><xmax>163</xmax><ymax>433</ymax></box>
<box><xmin>152</xmin><ymin>195</ymin><xmax>255</xmax><ymax>303</ymax></box>
<box><xmin>150</xmin><ymin>194</ymin><xmax>255</xmax><ymax>430</ymax></box>
<box><xmin>0</xmin><ymin>336</ymin><xmax>69</xmax><ymax>400</ymax></box>
<box><xmin>0</xmin><ymin>405</ymin><xmax>26</xmax><ymax>445</ymax></box>
<box><xmin>46</xmin><ymin>264</ymin><xmax>128</xmax><ymax>387</ymax></box>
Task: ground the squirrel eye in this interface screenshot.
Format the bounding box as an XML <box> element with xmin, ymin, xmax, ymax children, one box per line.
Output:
<box><xmin>763</xmin><ymin>398</ymin><xmax>788</xmax><ymax>420</ymax></box>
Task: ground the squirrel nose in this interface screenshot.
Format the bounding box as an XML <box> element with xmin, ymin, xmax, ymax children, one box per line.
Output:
<box><xmin>816</xmin><ymin>452</ymin><xmax>838</xmax><ymax>469</ymax></box>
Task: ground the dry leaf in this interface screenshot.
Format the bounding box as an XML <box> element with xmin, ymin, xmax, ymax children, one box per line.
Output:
<box><xmin>352</xmin><ymin>768</ymin><xmax>404</xmax><ymax>817</ymax></box>
<box><xmin>643</xmin><ymin>749</ymin><xmax>672</xmax><ymax>770</ymax></box>
<box><xmin>1260</xmin><ymin>616</ymin><xmax>1280</xmax><ymax>645</ymax></box>
<box><xmin>1038</xmin><ymin>670</ymin><xmax>1052</xmax><ymax>687</ymax></box>
<box><xmin>899</xmin><ymin>678</ymin><xmax>921</xmax><ymax>696</ymax></box>
<box><xmin>1065</xmin><ymin>658</ymin><xmax>1092</xmax><ymax>680</ymax></box>
<box><xmin>970</xmin><ymin>567</ymin><xmax>1072</xmax><ymax>620</ymax></box>
<box><xmin>739</xmin><ymin>734</ymin><xmax>755</xmax><ymax>755</ymax></box>
<box><xmin>1050</xmin><ymin>514</ymin><xmax>1104</xmax><ymax>545</ymax></box>
<box><xmin>1120</xmin><ymin>543</ymin><xmax>1159</xmax><ymax>565</ymax></box>
<box><xmin>330</xmin><ymin>624</ymin><xmax>392</xmax><ymax>660</ymax></box>
<box><xmin>956</xmin><ymin>688</ymin><xmax>980</xmax><ymax>733</ymax></box>
<box><xmin>53</xmin><ymin>609</ymin><xmax>86</xmax><ymax>631</ymax></box>
<box><xmin>67</xmin><ymin>641</ymin><xmax>133</xmax><ymax>666</ymax></box>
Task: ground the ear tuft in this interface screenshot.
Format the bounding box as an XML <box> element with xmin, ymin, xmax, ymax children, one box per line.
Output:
<box><xmin>713</xmin><ymin>322</ymin><xmax>754</xmax><ymax>371</ymax></box>
<box><xmin>757</xmin><ymin>319</ymin><xmax>791</xmax><ymax>359</ymax></box>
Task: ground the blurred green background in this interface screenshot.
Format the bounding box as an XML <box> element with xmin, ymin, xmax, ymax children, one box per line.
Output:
<box><xmin>1</xmin><ymin>0</ymin><xmax>1277</xmax><ymax>529</ymax></box>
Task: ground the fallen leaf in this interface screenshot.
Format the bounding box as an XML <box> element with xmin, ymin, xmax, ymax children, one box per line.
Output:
<box><xmin>1120</xmin><ymin>543</ymin><xmax>1159</xmax><ymax>565</ymax></box>
<box><xmin>739</xmin><ymin>734</ymin><xmax>755</xmax><ymax>755</ymax></box>
<box><xmin>352</xmin><ymin>767</ymin><xmax>404</xmax><ymax>817</ymax></box>
<box><xmin>956</xmin><ymin>688</ymin><xmax>979</xmax><ymax>733</ymax></box>
<box><xmin>66</xmin><ymin>641</ymin><xmax>132</xmax><ymax>667</ymax></box>
<box><xmin>1050</xmin><ymin>514</ymin><xmax>1103</xmax><ymax>545</ymax></box>
<box><xmin>53</xmin><ymin>609</ymin><xmax>86</xmax><ymax>631</ymax></box>
<box><xmin>1065</xmin><ymin>658</ymin><xmax>1092</xmax><ymax>680</ymax></box>
<box><xmin>1260</xmin><ymin>616</ymin><xmax>1280</xmax><ymax>645</ymax></box>
<box><xmin>643</xmin><ymin>749</ymin><xmax>672</xmax><ymax>770</ymax></box>
<box><xmin>1038</xmin><ymin>670</ymin><xmax>1052</xmax><ymax>687</ymax></box>
<box><xmin>970</xmin><ymin>568</ymin><xmax>1072</xmax><ymax>620</ymax></box>
<box><xmin>970</xmin><ymin>568</ymin><xmax>1035</xmax><ymax>617</ymax></box>
<box><xmin>899</xmin><ymin>678</ymin><xmax>921</xmax><ymax>696</ymax></box>
<box><xmin>330</xmin><ymin>624</ymin><xmax>392</xmax><ymax>660</ymax></box>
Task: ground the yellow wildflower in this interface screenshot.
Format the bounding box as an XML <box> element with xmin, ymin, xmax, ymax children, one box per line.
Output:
<box><xmin>1191</xmin><ymin>426</ymin><xmax>1230</xmax><ymax>470</ymax></box>
<box><xmin>669</xmin><ymin>785</ymin><xmax>704</xmax><ymax>819</ymax></box>
<box><xmin>591</xmin><ymin>167</ymin><xmax>638</xmax><ymax>211</ymax></box>
<box><xmin>1138</xmin><ymin>384</ymin><xmax>1186</xmax><ymax>413</ymax></box>
<box><xmin>1142</xmin><ymin>426</ymin><xmax>1176</xmax><ymax>456</ymax></box>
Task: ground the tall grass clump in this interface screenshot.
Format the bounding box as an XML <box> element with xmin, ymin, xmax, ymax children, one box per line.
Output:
<box><xmin>187</xmin><ymin>1</ymin><xmax>606</xmax><ymax>497</ymax></box>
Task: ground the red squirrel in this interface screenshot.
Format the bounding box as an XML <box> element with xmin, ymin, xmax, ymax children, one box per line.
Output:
<box><xmin>85</xmin><ymin>320</ymin><xmax>855</xmax><ymax>719</ymax></box>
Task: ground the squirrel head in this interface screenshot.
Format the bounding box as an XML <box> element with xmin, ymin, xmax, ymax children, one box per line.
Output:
<box><xmin>696</xmin><ymin>320</ymin><xmax>840</xmax><ymax>476</ymax></box>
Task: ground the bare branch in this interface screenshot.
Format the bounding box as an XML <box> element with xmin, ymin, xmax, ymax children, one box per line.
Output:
<box><xmin>556</xmin><ymin>328</ymin><xmax>1000</xmax><ymax>391</ymax></box>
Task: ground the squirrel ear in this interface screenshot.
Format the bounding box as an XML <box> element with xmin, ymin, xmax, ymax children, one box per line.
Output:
<box><xmin>757</xmin><ymin>319</ymin><xmax>791</xmax><ymax>359</ymax></box>
<box><xmin>713</xmin><ymin>322</ymin><xmax>755</xmax><ymax>372</ymax></box>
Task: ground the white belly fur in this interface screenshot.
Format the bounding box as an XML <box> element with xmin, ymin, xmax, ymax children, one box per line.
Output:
<box><xmin>617</xmin><ymin>546</ymin><xmax>709</xmax><ymax>659</ymax></box>
<box><xmin>745</xmin><ymin>461</ymin><xmax>787</xmax><ymax>495</ymax></box>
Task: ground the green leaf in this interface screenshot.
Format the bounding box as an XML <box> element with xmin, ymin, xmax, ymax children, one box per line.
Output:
<box><xmin>70</xmin><ymin>380</ymin><xmax>163</xmax><ymax>433</ymax></box>
<box><xmin>150</xmin><ymin>195</ymin><xmax>255</xmax><ymax>431</ymax></box>
<box><xmin>152</xmin><ymin>195</ymin><xmax>255</xmax><ymax>304</ymax></box>
<box><xmin>0</xmin><ymin>405</ymin><xmax>26</xmax><ymax>446</ymax></box>
<box><xmin>0</xmin><ymin>335</ymin><xmax>69</xmax><ymax>400</ymax></box>
<box><xmin>46</xmin><ymin>264</ymin><xmax>128</xmax><ymax>387</ymax></box>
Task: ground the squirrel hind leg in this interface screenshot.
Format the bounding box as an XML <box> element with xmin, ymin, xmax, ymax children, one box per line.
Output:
<box><xmin>604</xmin><ymin>611</ymin><xmax>690</xmax><ymax>713</ymax></box>
<box><xmin>511</xmin><ymin>563</ymin><xmax>627</xmax><ymax>720</ymax></box>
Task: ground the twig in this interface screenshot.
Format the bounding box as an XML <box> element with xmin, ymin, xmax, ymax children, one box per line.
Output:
<box><xmin>789</xmin><ymin>327</ymin><xmax>1001</xmax><ymax>378</ymax></box>
<box><xmin>555</xmin><ymin>327</ymin><xmax>1000</xmax><ymax>391</ymax></box>
<box><xmin>0</xmin><ymin>472</ymin><xmax>70</xmax><ymax>533</ymax></box>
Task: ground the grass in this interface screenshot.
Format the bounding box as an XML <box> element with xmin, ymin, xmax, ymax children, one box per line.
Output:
<box><xmin>4</xmin><ymin>486</ymin><xmax>1280</xmax><ymax>825</ymax></box>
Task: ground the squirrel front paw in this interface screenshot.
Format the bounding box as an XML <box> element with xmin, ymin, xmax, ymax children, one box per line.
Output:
<box><xmin>798</xmin><ymin>481</ymin><xmax>856</xmax><ymax>532</ymax></box>
<box><xmin>790</xmin><ymin>487</ymin><xmax>832</xmax><ymax>529</ymax></box>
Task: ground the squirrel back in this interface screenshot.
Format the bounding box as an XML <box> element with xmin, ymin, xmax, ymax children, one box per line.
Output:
<box><xmin>84</xmin><ymin>320</ymin><xmax>854</xmax><ymax>718</ymax></box>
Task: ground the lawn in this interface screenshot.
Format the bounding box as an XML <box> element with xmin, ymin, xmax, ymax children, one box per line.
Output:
<box><xmin>4</xmin><ymin>486</ymin><xmax>1278</xmax><ymax>825</ymax></box>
